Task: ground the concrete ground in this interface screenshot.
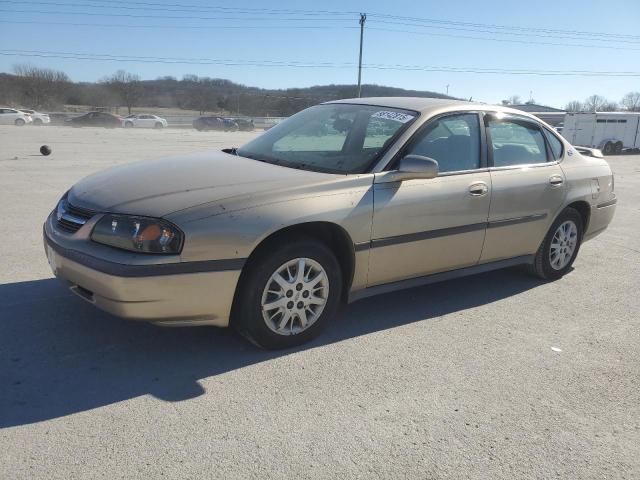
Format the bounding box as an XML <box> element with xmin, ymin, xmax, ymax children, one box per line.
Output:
<box><xmin>0</xmin><ymin>125</ymin><xmax>638</xmax><ymax>479</ymax></box>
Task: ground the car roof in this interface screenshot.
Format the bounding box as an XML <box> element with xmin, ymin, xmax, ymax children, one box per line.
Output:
<box><xmin>325</xmin><ymin>97</ymin><xmax>542</xmax><ymax>119</ymax></box>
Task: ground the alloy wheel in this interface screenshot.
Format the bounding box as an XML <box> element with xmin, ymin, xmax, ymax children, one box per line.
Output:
<box><xmin>549</xmin><ymin>220</ymin><xmax>578</xmax><ymax>270</ymax></box>
<box><xmin>260</xmin><ymin>258</ymin><xmax>329</xmax><ymax>335</ymax></box>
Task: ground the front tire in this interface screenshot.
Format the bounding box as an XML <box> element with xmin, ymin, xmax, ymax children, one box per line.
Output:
<box><xmin>154</xmin><ymin>122</ymin><xmax>163</xmax><ymax>129</ymax></box>
<box><xmin>531</xmin><ymin>207</ymin><xmax>583</xmax><ymax>280</ymax></box>
<box><xmin>603</xmin><ymin>142</ymin><xmax>614</xmax><ymax>155</ymax></box>
<box><xmin>33</xmin><ymin>118</ymin><xmax>43</xmax><ymax>126</ymax></box>
<box><xmin>233</xmin><ymin>236</ymin><xmax>342</xmax><ymax>349</ymax></box>
<box><xmin>124</xmin><ymin>121</ymin><xmax>133</xmax><ymax>128</ymax></box>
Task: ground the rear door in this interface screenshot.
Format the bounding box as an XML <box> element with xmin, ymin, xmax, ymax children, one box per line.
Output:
<box><xmin>480</xmin><ymin>114</ymin><xmax>566</xmax><ymax>263</ymax></box>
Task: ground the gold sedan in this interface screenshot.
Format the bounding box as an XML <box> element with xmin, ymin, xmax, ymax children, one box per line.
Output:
<box><xmin>44</xmin><ymin>98</ymin><xmax>617</xmax><ymax>348</ymax></box>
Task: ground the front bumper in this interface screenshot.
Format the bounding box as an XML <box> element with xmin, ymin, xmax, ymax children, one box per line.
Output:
<box><xmin>44</xmin><ymin>214</ymin><xmax>242</xmax><ymax>327</ymax></box>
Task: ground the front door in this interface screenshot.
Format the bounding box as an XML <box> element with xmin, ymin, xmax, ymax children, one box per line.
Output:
<box><xmin>480</xmin><ymin>114</ymin><xmax>566</xmax><ymax>262</ymax></box>
<box><xmin>368</xmin><ymin>112</ymin><xmax>491</xmax><ymax>286</ymax></box>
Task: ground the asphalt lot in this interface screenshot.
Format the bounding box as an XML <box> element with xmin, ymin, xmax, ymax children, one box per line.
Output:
<box><xmin>1</xmin><ymin>125</ymin><xmax>639</xmax><ymax>479</ymax></box>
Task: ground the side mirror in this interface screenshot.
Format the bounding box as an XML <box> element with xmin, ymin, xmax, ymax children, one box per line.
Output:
<box><xmin>377</xmin><ymin>155</ymin><xmax>439</xmax><ymax>183</ymax></box>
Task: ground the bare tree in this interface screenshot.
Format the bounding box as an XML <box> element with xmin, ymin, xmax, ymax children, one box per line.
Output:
<box><xmin>12</xmin><ymin>63</ymin><xmax>70</xmax><ymax>108</ymax></box>
<box><xmin>621</xmin><ymin>92</ymin><xmax>640</xmax><ymax>111</ymax></box>
<box><xmin>583</xmin><ymin>94</ymin><xmax>609</xmax><ymax>112</ymax></box>
<box><xmin>104</xmin><ymin>70</ymin><xmax>142</xmax><ymax>114</ymax></box>
<box><xmin>180</xmin><ymin>75</ymin><xmax>220</xmax><ymax>114</ymax></box>
<box><xmin>565</xmin><ymin>100</ymin><xmax>583</xmax><ymax>112</ymax></box>
<box><xmin>600</xmin><ymin>101</ymin><xmax>619</xmax><ymax>112</ymax></box>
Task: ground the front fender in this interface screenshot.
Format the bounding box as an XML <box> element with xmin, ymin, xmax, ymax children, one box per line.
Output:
<box><xmin>174</xmin><ymin>180</ymin><xmax>374</xmax><ymax>264</ymax></box>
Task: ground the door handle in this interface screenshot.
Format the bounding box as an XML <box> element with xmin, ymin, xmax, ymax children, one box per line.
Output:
<box><xmin>468</xmin><ymin>182</ymin><xmax>489</xmax><ymax>196</ymax></box>
<box><xmin>549</xmin><ymin>175</ymin><xmax>564</xmax><ymax>187</ymax></box>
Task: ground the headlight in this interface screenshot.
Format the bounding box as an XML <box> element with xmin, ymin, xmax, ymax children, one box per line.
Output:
<box><xmin>91</xmin><ymin>214</ymin><xmax>183</xmax><ymax>254</ymax></box>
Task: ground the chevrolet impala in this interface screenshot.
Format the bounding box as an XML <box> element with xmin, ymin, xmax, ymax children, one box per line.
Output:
<box><xmin>43</xmin><ymin>98</ymin><xmax>617</xmax><ymax>348</ymax></box>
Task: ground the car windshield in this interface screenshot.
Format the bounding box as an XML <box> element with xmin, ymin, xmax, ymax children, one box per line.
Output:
<box><xmin>236</xmin><ymin>104</ymin><xmax>418</xmax><ymax>174</ymax></box>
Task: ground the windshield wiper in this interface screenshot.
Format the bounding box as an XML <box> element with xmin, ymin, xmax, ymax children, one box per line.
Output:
<box><xmin>238</xmin><ymin>152</ymin><xmax>280</xmax><ymax>165</ymax></box>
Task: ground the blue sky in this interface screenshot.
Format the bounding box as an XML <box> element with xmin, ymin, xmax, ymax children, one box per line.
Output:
<box><xmin>0</xmin><ymin>0</ymin><xmax>638</xmax><ymax>108</ymax></box>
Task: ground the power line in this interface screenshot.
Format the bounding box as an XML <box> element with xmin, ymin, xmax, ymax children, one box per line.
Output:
<box><xmin>1</xmin><ymin>8</ymin><xmax>637</xmax><ymax>51</ymax></box>
<box><xmin>56</xmin><ymin>0</ymin><xmax>360</xmax><ymax>15</ymax></box>
<box><xmin>368</xmin><ymin>19</ymin><xmax>640</xmax><ymax>44</ymax></box>
<box><xmin>0</xmin><ymin>0</ymin><xmax>358</xmax><ymax>16</ymax></box>
<box><xmin>3</xmin><ymin>0</ymin><xmax>636</xmax><ymax>41</ymax></box>
<box><xmin>0</xmin><ymin>19</ymin><xmax>357</xmax><ymax>30</ymax></box>
<box><xmin>368</xmin><ymin>13</ymin><xmax>640</xmax><ymax>41</ymax></box>
<box><xmin>5</xmin><ymin>1</ymin><xmax>635</xmax><ymax>45</ymax></box>
<box><xmin>3</xmin><ymin>50</ymin><xmax>639</xmax><ymax>76</ymax></box>
<box><xmin>0</xmin><ymin>8</ymin><xmax>355</xmax><ymax>22</ymax></box>
<box><xmin>1</xmin><ymin>19</ymin><xmax>638</xmax><ymax>52</ymax></box>
<box><xmin>368</xmin><ymin>27</ymin><xmax>640</xmax><ymax>52</ymax></box>
<box><xmin>0</xmin><ymin>0</ymin><xmax>359</xmax><ymax>15</ymax></box>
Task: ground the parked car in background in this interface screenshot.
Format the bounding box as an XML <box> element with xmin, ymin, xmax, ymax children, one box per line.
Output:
<box><xmin>43</xmin><ymin>98</ymin><xmax>616</xmax><ymax>349</ymax></box>
<box><xmin>562</xmin><ymin>112</ymin><xmax>640</xmax><ymax>154</ymax></box>
<box><xmin>123</xmin><ymin>114</ymin><xmax>168</xmax><ymax>129</ymax></box>
<box><xmin>48</xmin><ymin>113</ymin><xmax>70</xmax><ymax>125</ymax></box>
<box><xmin>19</xmin><ymin>109</ymin><xmax>50</xmax><ymax>126</ymax></box>
<box><xmin>193</xmin><ymin>116</ymin><xmax>238</xmax><ymax>131</ymax></box>
<box><xmin>0</xmin><ymin>107</ymin><xmax>32</xmax><ymax>126</ymax></box>
<box><xmin>65</xmin><ymin>111</ymin><xmax>123</xmax><ymax>128</ymax></box>
<box><xmin>231</xmin><ymin>118</ymin><xmax>255</xmax><ymax>131</ymax></box>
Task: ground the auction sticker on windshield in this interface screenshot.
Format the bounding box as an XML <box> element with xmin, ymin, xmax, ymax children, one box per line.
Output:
<box><xmin>371</xmin><ymin>111</ymin><xmax>415</xmax><ymax>123</ymax></box>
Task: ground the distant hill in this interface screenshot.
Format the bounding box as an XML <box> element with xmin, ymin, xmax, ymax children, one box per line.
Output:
<box><xmin>0</xmin><ymin>70</ymin><xmax>457</xmax><ymax>116</ymax></box>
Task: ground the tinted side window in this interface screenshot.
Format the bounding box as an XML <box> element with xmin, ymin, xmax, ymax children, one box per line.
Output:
<box><xmin>488</xmin><ymin>120</ymin><xmax>548</xmax><ymax>167</ymax></box>
<box><xmin>543</xmin><ymin>128</ymin><xmax>563</xmax><ymax>160</ymax></box>
<box><xmin>406</xmin><ymin>113</ymin><xmax>480</xmax><ymax>173</ymax></box>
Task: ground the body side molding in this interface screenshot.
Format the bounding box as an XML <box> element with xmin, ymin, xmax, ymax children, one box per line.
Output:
<box><xmin>348</xmin><ymin>255</ymin><xmax>534</xmax><ymax>303</ymax></box>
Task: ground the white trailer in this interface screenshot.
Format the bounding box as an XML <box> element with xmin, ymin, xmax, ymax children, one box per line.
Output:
<box><xmin>562</xmin><ymin>112</ymin><xmax>640</xmax><ymax>155</ymax></box>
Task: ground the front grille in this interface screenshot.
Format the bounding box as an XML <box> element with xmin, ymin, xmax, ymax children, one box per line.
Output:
<box><xmin>66</xmin><ymin>202</ymin><xmax>95</xmax><ymax>219</ymax></box>
<box><xmin>57</xmin><ymin>217</ymin><xmax>83</xmax><ymax>233</ymax></box>
<box><xmin>56</xmin><ymin>200</ymin><xmax>95</xmax><ymax>233</ymax></box>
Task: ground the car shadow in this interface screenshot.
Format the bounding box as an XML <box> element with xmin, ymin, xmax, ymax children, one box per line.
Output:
<box><xmin>0</xmin><ymin>269</ymin><xmax>541</xmax><ymax>428</ymax></box>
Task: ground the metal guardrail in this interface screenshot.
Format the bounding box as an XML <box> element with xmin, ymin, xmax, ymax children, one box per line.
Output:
<box><xmin>44</xmin><ymin>112</ymin><xmax>287</xmax><ymax>129</ymax></box>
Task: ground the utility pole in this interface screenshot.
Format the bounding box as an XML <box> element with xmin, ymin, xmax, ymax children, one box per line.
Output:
<box><xmin>446</xmin><ymin>84</ymin><xmax>450</xmax><ymax>96</ymax></box>
<box><xmin>357</xmin><ymin>13</ymin><xmax>366</xmax><ymax>98</ymax></box>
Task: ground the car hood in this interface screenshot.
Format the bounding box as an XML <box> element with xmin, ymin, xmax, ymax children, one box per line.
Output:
<box><xmin>68</xmin><ymin>150</ymin><xmax>337</xmax><ymax>218</ymax></box>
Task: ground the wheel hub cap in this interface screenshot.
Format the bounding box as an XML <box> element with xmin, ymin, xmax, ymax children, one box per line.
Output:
<box><xmin>549</xmin><ymin>220</ymin><xmax>578</xmax><ymax>270</ymax></box>
<box><xmin>261</xmin><ymin>258</ymin><xmax>329</xmax><ymax>336</ymax></box>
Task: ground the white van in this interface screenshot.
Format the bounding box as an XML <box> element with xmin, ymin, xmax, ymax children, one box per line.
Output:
<box><xmin>562</xmin><ymin>112</ymin><xmax>640</xmax><ymax>155</ymax></box>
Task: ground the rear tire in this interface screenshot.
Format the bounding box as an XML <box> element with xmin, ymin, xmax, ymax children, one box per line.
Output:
<box><xmin>614</xmin><ymin>141</ymin><xmax>623</xmax><ymax>154</ymax></box>
<box><xmin>530</xmin><ymin>207</ymin><xmax>583</xmax><ymax>280</ymax></box>
<box><xmin>603</xmin><ymin>142</ymin><xmax>614</xmax><ymax>155</ymax></box>
<box><xmin>233</xmin><ymin>235</ymin><xmax>342</xmax><ymax>349</ymax></box>
<box><xmin>15</xmin><ymin>118</ymin><xmax>25</xmax><ymax>126</ymax></box>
